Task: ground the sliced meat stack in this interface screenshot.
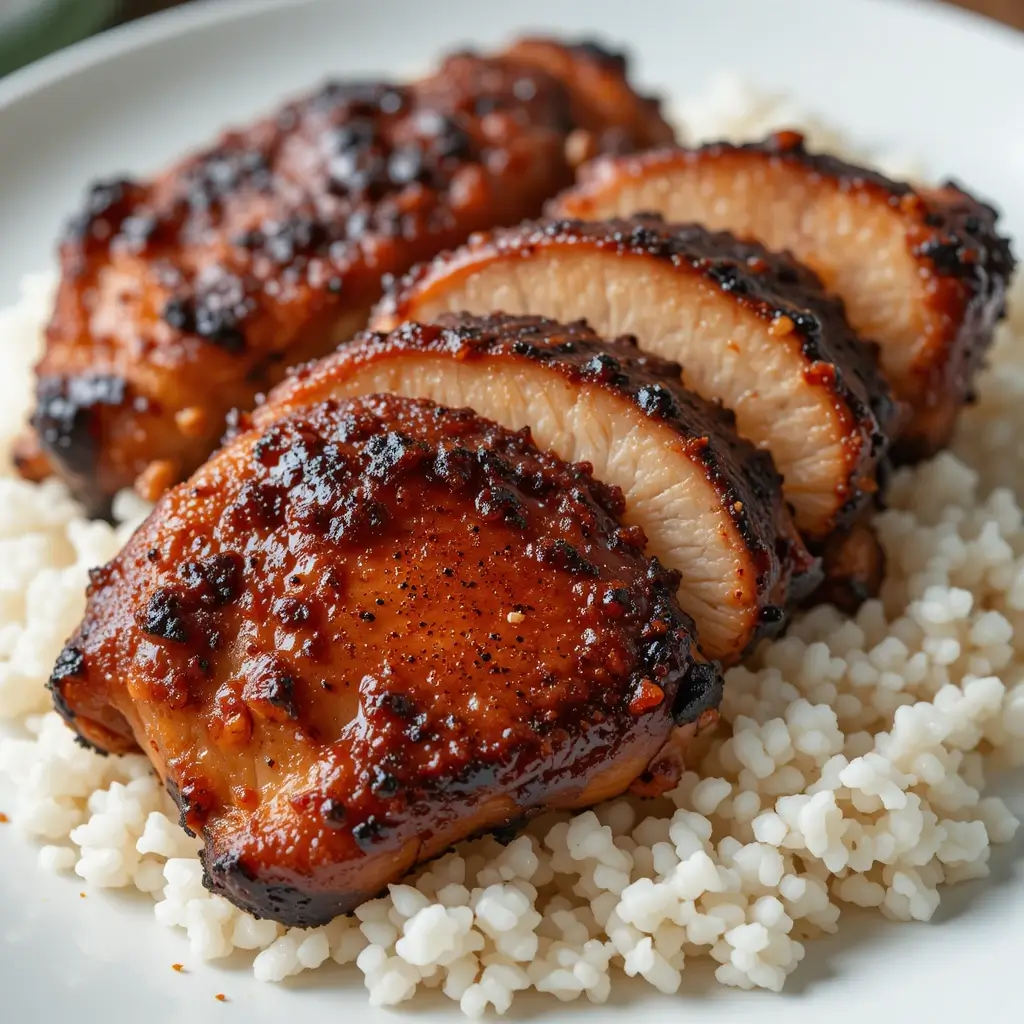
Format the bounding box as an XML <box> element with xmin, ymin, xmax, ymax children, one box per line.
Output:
<box><xmin>373</xmin><ymin>215</ymin><xmax>896</xmax><ymax>546</ymax></box>
<box><xmin>264</xmin><ymin>313</ymin><xmax>820</xmax><ymax>663</ymax></box>
<box><xmin>43</xmin><ymin>42</ymin><xmax>1020</xmax><ymax>931</ymax></box>
<box><xmin>18</xmin><ymin>37</ymin><xmax>674</xmax><ymax>515</ymax></box>
<box><xmin>51</xmin><ymin>392</ymin><xmax>719</xmax><ymax>925</ymax></box>
<box><xmin>552</xmin><ymin>132</ymin><xmax>1017</xmax><ymax>458</ymax></box>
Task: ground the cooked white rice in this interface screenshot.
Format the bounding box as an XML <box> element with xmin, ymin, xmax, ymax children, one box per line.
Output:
<box><xmin>0</xmin><ymin>79</ymin><xmax>1022</xmax><ymax>1016</ymax></box>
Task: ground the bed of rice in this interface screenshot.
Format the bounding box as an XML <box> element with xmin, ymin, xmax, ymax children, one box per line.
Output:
<box><xmin>0</xmin><ymin>77</ymin><xmax>1022</xmax><ymax>1017</ymax></box>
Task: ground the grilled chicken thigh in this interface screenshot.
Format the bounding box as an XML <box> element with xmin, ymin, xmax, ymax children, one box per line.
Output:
<box><xmin>553</xmin><ymin>133</ymin><xmax>1016</xmax><ymax>457</ymax></box>
<box><xmin>373</xmin><ymin>215</ymin><xmax>896</xmax><ymax>542</ymax></box>
<box><xmin>263</xmin><ymin>314</ymin><xmax>820</xmax><ymax>663</ymax></box>
<box><xmin>51</xmin><ymin>393</ymin><xmax>719</xmax><ymax>925</ymax></box>
<box><xmin>19</xmin><ymin>39</ymin><xmax>675</xmax><ymax>515</ymax></box>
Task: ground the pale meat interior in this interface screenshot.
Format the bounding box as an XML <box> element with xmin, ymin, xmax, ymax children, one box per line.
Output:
<box><xmin>403</xmin><ymin>250</ymin><xmax>848</xmax><ymax>537</ymax></box>
<box><xmin>315</xmin><ymin>356</ymin><xmax>757</xmax><ymax>661</ymax></box>
<box><xmin>568</xmin><ymin>160</ymin><xmax>923</xmax><ymax>380</ymax></box>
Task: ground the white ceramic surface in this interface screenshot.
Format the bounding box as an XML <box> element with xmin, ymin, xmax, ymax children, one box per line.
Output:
<box><xmin>0</xmin><ymin>1</ymin><xmax>1022</xmax><ymax>1021</ymax></box>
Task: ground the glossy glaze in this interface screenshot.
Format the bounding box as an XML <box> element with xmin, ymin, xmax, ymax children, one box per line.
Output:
<box><xmin>375</xmin><ymin>214</ymin><xmax>896</xmax><ymax>544</ymax></box>
<box><xmin>50</xmin><ymin>393</ymin><xmax>718</xmax><ymax>925</ymax></box>
<box><xmin>18</xmin><ymin>38</ymin><xmax>676</xmax><ymax>514</ymax></box>
<box><xmin>265</xmin><ymin>313</ymin><xmax>821</xmax><ymax>662</ymax></box>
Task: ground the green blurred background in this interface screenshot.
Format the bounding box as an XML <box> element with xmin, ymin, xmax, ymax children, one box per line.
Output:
<box><xmin>0</xmin><ymin>0</ymin><xmax>1019</xmax><ymax>79</ymax></box>
<box><xmin>0</xmin><ymin>0</ymin><xmax>181</xmax><ymax>76</ymax></box>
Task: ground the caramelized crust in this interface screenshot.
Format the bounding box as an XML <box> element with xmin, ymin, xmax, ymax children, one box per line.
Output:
<box><xmin>553</xmin><ymin>133</ymin><xmax>1016</xmax><ymax>458</ymax></box>
<box><xmin>374</xmin><ymin>215</ymin><xmax>896</xmax><ymax>541</ymax></box>
<box><xmin>50</xmin><ymin>393</ymin><xmax>717</xmax><ymax>925</ymax></box>
<box><xmin>27</xmin><ymin>39</ymin><xmax>676</xmax><ymax>515</ymax></box>
<box><xmin>265</xmin><ymin>313</ymin><xmax>820</xmax><ymax>662</ymax></box>
<box><xmin>500</xmin><ymin>38</ymin><xmax>675</xmax><ymax>156</ymax></box>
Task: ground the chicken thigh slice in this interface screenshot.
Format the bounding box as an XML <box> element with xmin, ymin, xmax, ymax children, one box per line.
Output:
<box><xmin>373</xmin><ymin>215</ymin><xmax>896</xmax><ymax>542</ymax></box>
<box><xmin>265</xmin><ymin>313</ymin><xmax>820</xmax><ymax>662</ymax></box>
<box><xmin>552</xmin><ymin>133</ymin><xmax>1016</xmax><ymax>458</ymax></box>
<box><xmin>51</xmin><ymin>393</ymin><xmax>718</xmax><ymax>925</ymax></box>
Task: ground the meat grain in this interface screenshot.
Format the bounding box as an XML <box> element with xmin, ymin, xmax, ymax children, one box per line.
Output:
<box><xmin>265</xmin><ymin>313</ymin><xmax>821</xmax><ymax>662</ymax></box>
<box><xmin>374</xmin><ymin>214</ymin><xmax>896</xmax><ymax>542</ymax></box>
<box><xmin>552</xmin><ymin>133</ymin><xmax>1017</xmax><ymax>458</ymax></box>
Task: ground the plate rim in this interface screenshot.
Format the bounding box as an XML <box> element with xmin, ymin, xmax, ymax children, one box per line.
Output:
<box><xmin>0</xmin><ymin>0</ymin><xmax>1021</xmax><ymax>115</ymax></box>
<box><xmin>1</xmin><ymin>1</ymin><xmax>1023</xmax><ymax>1020</ymax></box>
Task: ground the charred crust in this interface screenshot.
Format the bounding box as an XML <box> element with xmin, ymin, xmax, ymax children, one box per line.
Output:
<box><xmin>344</xmin><ymin>312</ymin><xmax>800</xmax><ymax>622</ymax></box>
<box><xmin>488</xmin><ymin>818</ymin><xmax>531</xmax><ymax>846</ymax></box>
<box><xmin>179</xmin><ymin>552</ymin><xmax>244</xmax><ymax>607</ymax></box>
<box><xmin>134</xmin><ymin>552</ymin><xmax>244</xmax><ymax>653</ymax></box>
<box><xmin>364</xmin><ymin>430</ymin><xmax>430</xmax><ymax>479</ymax></box>
<box><xmin>352</xmin><ymin>814</ymin><xmax>389</xmax><ymax>849</ymax></box>
<box><xmin>170</xmin><ymin>779</ymin><xmax>216</xmax><ymax>835</ymax></box>
<box><xmin>264</xmin><ymin>674</ymin><xmax>297</xmax><ymax>716</ymax></box>
<box><xmin>63</xmin><ymin>177</ymin><xmax>145</xmax><ymax>247</ymax></box>
<box><xmin>672</xmin><ymin>658</ymin><xmax>723</xmax><ymax>725</ymax></box>
<box><xmin>474</xmin><ymin>485</ymin><xmax>528</xmax><ymax>528</ymax></box>
<box><xmin>183</xmin><ymin>147</ymin><xmax>273</xmax><ymax>212</ymax></box>
<box><xmin>535</xmin><ymin>538</ymin><xmax>600</xmax><ymax>577</ymax></box>
<box><xmin>49</xmin><ymin>643</ymin><xmax>85</xmax><ymax>685</ymax></box>
<box><xmin>200</xmin><ymin>844</ymin><xmax>375</xmax><ymax>927</ymax></box>
<box><xmin>164</xmin><ymin>779</ymin><xmax>197</xmax><ymax>837</ymax></box>
<box><xmin>161</xmin><ymin>270</ymin><xmax>254</xmax><ymax>354</ymax></box>
<box><xmin>47</xmin><ymin>644</ymin><xmax>85</xmax><ymax>725</ymax></box>
<box><xmin>46</xmin><ymin>643</ymin><xmax>120</xmax><ymax>755</ymax></box>
<box><xmin>561</xmin><ymin>139</ymin><xmax>1016</xmax><ymax>458</ymax></box>
<box><xmin>384</xmin><ymin>215</ymin><xmax>895</xmax><ymax>538</ymax></box>
<box><xmin>138</xmin><ymin>587</ymin><xmax>190</xmax><ymax>643</ymax></box>
<box><xmin>567</xmin><ymin>40</ymin><xmax>629</xmax><ymax>71</ymax></box>
<box><xmin>32</xmin><ymin>373</ymin><xmax>128</xmax><ymax>515</ymax></box>
<box><xmin>634</xmin><ymin>382</ymin><xmax>681</xmax><ymax>419</ymax></box>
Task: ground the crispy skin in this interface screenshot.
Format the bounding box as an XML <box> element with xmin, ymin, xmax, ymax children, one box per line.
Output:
<box><xmin>552</xmin><ymin>132</ymin><xmax>1017</xmax><ymax>458</ymax></box>
<box><xmin>264</xmin><ymin>313</ymin><xmax>821</xmax><ymax>663</ymax></box>
<box><xmin>27</xmin><ymin>39</ymin><xmax>676</xmax><ymax>515</ymax></box>
<box><xmin>374</xmin><ymin>214</ymin><xmax>896</xmax><ymax>542</ymax></box>
<box><xmin>50</xmin><ymin>393</ymin><xmax>719</xmax><ymax>925</ymax></box>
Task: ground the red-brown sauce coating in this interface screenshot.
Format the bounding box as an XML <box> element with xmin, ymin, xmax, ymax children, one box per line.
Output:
<box><xmin>22</xmin><ymin>39</ymin><xmax>676</xmax><ymax>515</ymax></box>
<box><xmin>266</xmin><ymin>312</ymin><xmax>822</xmax><ymax>659</ymax></box>
<box><xmin>50</xmin><ymin>393</ymin><xmax>718</xmax><ymax>925</ymax></box>
<box><xmin>377</xmin><ymin>214</ymin><xmax>897</xmax><ymax>539</ymax></box>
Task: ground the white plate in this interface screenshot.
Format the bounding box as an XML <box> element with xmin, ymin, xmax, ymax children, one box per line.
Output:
<box><xmin>1</xmin><ymin>0</ymin><xmax>1022</xmax><ymax>1021</ymax></box>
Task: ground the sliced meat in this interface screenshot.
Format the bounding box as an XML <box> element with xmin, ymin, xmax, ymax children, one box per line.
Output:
<box><xmin>24</xmin><ymin>38</ymin><xmax>676</xmax><ymax>515</ymax></box>
<box><xmin>263</xmin><ymin>313</ymin><xmax>821</xmax><ymax>663</ymax></box>
<box><xmin>50</xmin><ymin>392</ymin><xmax>719</xmax><ymax>925</ymax></box>
<box><xmin>552</xmin><ymin>132</ymin><xmax>1017</xmax><ymax>458</ymax></box>
<box><xmin>373</xmin><ymin>215</ymin><xmax>896</xmax><ymax>542</ymax></box>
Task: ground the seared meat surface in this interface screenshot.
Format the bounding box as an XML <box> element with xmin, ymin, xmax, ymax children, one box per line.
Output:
<box><xmin>553</xmin><ymin>132</ymin><xmax>1016</xmax><ymax>458</ymax></box>
<box><xmin>50</xmin><ymin>393</ymin><xmax>718</xmax><ymax>925</ymax></box>
<box><xmin>264</xmin><ymin>313</ymin><xmax>820</xmax><ymax>663</ymax></box>
<box><xmin>21</xmin><ymin>38</ymin><xmax>675</xmax><ymax>515</ymax></box>
<box><xmin>374</xmin><ymin>215</ymin><xmax>896</xmax><ymax>542</ymax></box>
<box><xmin>500</xmin><ymin>38</ymin><xmax>675</xmax><ymax>157</ymax></box>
